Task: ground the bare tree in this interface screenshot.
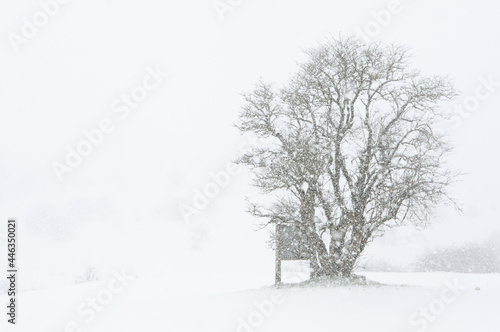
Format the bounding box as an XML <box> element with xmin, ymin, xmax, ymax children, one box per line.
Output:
<box><xmin>236</xmin><ymin>36</ymin><xmax>459</xmax><ymax>278</ymax></box>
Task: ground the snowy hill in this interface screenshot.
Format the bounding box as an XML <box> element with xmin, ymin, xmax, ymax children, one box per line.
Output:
<box><xmin>2</xmin><ymin>272</ymin><xmax>499</xmax><ymax>332</ymax></box>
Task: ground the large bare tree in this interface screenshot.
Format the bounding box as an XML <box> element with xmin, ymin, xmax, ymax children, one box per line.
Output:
<box><xmin>236</xmin><ymin>36</ymin><xmax>459</xmax><ymax>278</ymax></box>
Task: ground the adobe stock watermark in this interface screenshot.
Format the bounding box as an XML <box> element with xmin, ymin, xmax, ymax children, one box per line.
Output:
<box><xmin>62</xmin><ymin>269</ymin><xmax>135</xmax><ymax>332</ymax></box>
<box><xmin>179</xmin><ymin>135</ymin><xmax>265</xmax><ymax>224</ymax></box>
<box><xmin>213</xmin><ymin>0</ymin><xmax>245</xmax><ymax>21</ymax></box>
<box><xmin>236</xmin><ymin>290</ymin><xmax>285</xmax><ymax>332</ymax></box>
<box><xmin>51</xmin><ymin>65</ymin><xmax>168</xmax><ymax>182</ymax></box>
<box><xmin>409</xmin><ymin>278</ymin><xmax>466</xmax><ymax>332</ymax></box>
<box><xmin>235</xmin><ymin>270</ymin><xmax>304</xmax><ymax>332</ymax></box>
<box><xmin>7</xmin><ymin>0</ymin><xmax>74</xmax><ymax>54</ymax></box>
<box><xmin>180</xmin><ymin>163</ymin><xmax>241</xmax><ymax>224</ymax></box>
<box><xmin>354</xmin><ymin>0</ymin><xmax>407</xmax><ymax>42</ymax></box>
<box><xmin>447</xmin><ymin>75</ymin><xmax>500</xmax><ymax>129</ymax></box>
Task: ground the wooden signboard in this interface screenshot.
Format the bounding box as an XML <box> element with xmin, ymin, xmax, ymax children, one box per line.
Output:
<box><xmin>275</xmin><ymin>224</ymin><xmax>311</xmax><ymax>284</ymax></box>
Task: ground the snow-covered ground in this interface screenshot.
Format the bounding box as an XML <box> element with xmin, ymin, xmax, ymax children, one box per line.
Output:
<box><xmin>2</xmin><ymin>272</ymin><xmax>498</xmax><ymax>332</ymax></box>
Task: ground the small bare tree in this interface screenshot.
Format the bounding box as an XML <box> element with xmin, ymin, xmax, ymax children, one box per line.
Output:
<box><xmin>75</xmin><ymin>265</ymin><xmax>99</xmax><ymax>284</ymax></box>
<box><xmin>236</xmin><ymin>36</ymin><xmax>459</xmax><ymax>278</ymax></box>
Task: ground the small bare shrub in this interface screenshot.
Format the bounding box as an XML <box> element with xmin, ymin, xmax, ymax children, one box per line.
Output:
<box><xmin>75</xmin><ymin>265</ymin><xmax>99</xmax><ymax>284</ymax></box>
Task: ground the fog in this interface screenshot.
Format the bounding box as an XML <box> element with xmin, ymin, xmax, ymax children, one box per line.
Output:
<box><xmin>0</xmin><ymin>0</ymin><xmax>499</xmax><ymax>291</ymax></box>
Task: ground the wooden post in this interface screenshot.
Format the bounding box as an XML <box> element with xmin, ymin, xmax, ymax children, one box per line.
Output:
<box><xmin>275</xmin><ymin>224</ymin><xmax>282</xmax><ymax>285</ymax></box>
<box><xmin>309</xmin><ymin>257</ymin><xmax>314</xmax><ymax>280</ymax></box>
<box><xmin>309</xmin><ymin>251</ymin><xmax>317</xmax><ymax>280</ymax></box>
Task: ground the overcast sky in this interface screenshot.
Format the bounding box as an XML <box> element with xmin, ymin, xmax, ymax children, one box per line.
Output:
<box><xmin>0</xmin><ymin>0</ymin><xmax>499</xmax><ymax>283</ymax></box>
